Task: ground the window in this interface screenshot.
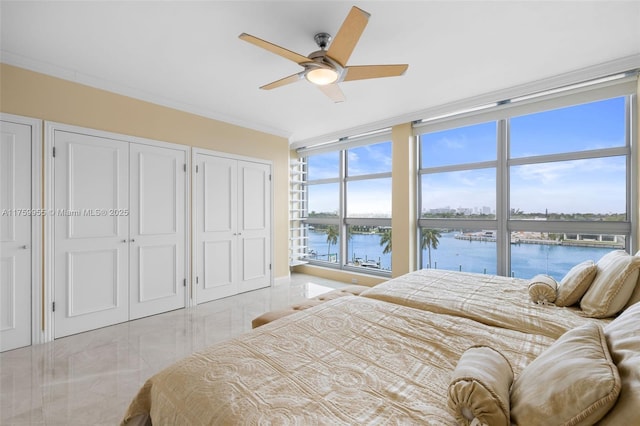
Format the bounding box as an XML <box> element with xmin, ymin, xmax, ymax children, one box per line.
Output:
<box><xmin>308</xmin><ymin>183</ymin><xmax>340</xmax><ymax>218</ymax></box>
<box><xmin>305</xmin><ymin>152</ymin><xmax>341</xmax><ymax>266</ymax></box>
<box><xmin>421</xmin><ymin>228</ymin><xmax>498</xmax><ymax>275</ymax></box>
<box><xmin>419</xmin><ymin>121</ymin><xmax>498</xmax><ymax>274</ymax></box>
<box><xmin>421</xmin><ymin>121</ymin><xmax>496</xmax><ymax>167</ymax></box>
<box><xmin>307</xmin><ymin>151</ymin><xmax>340</xmax><ymax>179</ymax></box>
<box><xmin>510</xmin><ymin>157</ymin><xmax>626</xmax><ymax>221</ymax></box>
<box><xmin>416</xmin><ymin>84</ymin><xmax>634</xmax><ymax>278</ymax></box>
<box><xmin>510</xmin><ymin>97</ymin><xmax>626</xmax><ymax>157</ymax></box>
<box><xmin>346</xmin><ymin>179</ymin><xmax>392</xmax><ymax>218</ymax></box>
<box><xmin>509</xmin><ymin>232</ymin><xmax>619</xmax><ymax>280</ymax></box>
<box><xmin>307</xmin><ymin>224</ymin><xmax>341</xmax><ymax>263</ymax></box>
<box><xmin>421</xmin><ymin>169</ymin><xmax>496</xmax><ymax>219</ymax></box>
<box><xmin>304</xmin><ymin>140</ymin><xmax>393</xmax><ymax>274</ymax></box>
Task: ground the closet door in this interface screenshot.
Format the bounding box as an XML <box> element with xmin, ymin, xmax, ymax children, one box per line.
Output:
<box><xmin>53</xmin><ymin>131</ymin><xmax>129</xmax><ymax>338</ymax></box>
<box><xmin>238</xmin><ymin>161</ymin><xmax>271</xmax><ymax>293</ymax></box>
<box><xmin>195</xmin><ymin>154</ymin><xmax>238</xmax><ymax>303</ymax></box>
<box><xmin>129</xmin><ymin>144</ymin><xmax>186</xmax><ymax>319</ymax></box>
<box><xmin>0</xmin><ymin>121</ymin><xmax>32</xmax><ymax>351</ymax></box>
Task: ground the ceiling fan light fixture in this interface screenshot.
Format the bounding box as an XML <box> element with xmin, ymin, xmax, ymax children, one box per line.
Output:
<box><xmin>305</xmin><ymin>68</ymin><xmax>339</xmax><ymax>85</ymax></box>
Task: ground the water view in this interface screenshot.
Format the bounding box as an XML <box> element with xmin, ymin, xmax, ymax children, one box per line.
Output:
<box><xmin>303</xmin><ymin>97</ymin><xmax>630</xmax><ymax>281</ymax></box>
<box><xmin>307</xmin><ymin>229</ymin><xmax>617</xmax><ymax>281</ymax></box>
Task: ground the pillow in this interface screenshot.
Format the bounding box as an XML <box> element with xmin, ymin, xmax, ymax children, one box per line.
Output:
<box><xmin>622</xmin><ymin>276</ymin><xmax>640</xmax><ymax>310</ymax></box>
<box><xmin>528</xmin><ymin>274</ymin><xmax>557</xmax><ymax>305</ymax></box>
<box><xmin>555</xmin><ymin>260</ymin><xmax>597</xmax><ymax>306</ymax></box>
<box><xmin>448</xmin><ymin>346</ymin><xmax>513</xmax><ymax>426</ymax></box>
<box><xmin>624</xmin><ymin>282</ymin><xmax>640</xmax><ymax>309</ymax></box>
<box><xmin>580</xmin><ymin>250</ymin><xmax>640</xmax><ymax>318</ymax></box>
<box><xmin>622</xmin><ymin>250</ymin><xmax>640</xmax><ymax>309</ymax></box>
<box><xmin>598</xmin><ymin>301</ymin><xmax>640</xmax><ymax>424</ymax></box>
<box><xmin>510</xmin><ymin>322</ymin><xmax>621</xmax><ymax>426</ymax></box>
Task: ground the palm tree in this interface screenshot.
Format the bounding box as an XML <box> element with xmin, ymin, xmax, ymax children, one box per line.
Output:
<box><xmin>379</xmin><ymin>228</ymin><xmax>392</xmax><ymax>254</ymax></box>
<box><xmin>325</xmin><ymin>225</ymin><xmax>338</xmax><ymax>262</ymax></box>
<box><xmin>421</xmin><ymin>228</ymin><xmax>441</xmax><ymax>269</ymax></box>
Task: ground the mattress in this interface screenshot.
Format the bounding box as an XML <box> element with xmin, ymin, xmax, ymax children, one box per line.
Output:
<box><xmin>121</xmin><ymin>296</ymin><xmax>554</xmax><ymax>425</ymax></box>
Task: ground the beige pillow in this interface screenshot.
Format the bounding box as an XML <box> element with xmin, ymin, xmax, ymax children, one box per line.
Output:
<box><xmin>580</xmin><ymin>251</ymin><xmax>640</xmax><ymax>318</ymax></box>
<box><xmin>622</xmin><ymin>284</ymin><xmax>640</xmax><ymax>310</ymax></box>
<box><xmin>510</xmin><ymin>322</ymin><xmax>621</xmax><ymax>426</ymax></box>
<box><xmin>624</xmin><ymin>284</ymin><xmax>640</xmax><ymax>309</ymax></box>
<box><xmin>528</xmin><ymin>274</ymin><xmax>557</xmax><ymax>304</ymax></box>
<box><xmin>622</xmin><ymin>250</ymin><xmax>640</xmax><ymax>309</ymax></box>
<box><xmin>598</xmin><ymin>301</ymin><xmax>640</xmax><ymax>424</ymax></box>
<box><xmin>555</xmin><ymin>260</ymin><xmax>597</xmax><ymax>306</ymax></box>
<box><xmin>448</xmin><ymin>346</ymin><xmax>513</xmax><ymax>426</ymax></box>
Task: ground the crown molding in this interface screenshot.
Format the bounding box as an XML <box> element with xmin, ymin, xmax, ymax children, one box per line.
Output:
<box><xmin>0</xmin><ymin>51</ymin><xmax>292</xmax><ymax>140</ymax></box>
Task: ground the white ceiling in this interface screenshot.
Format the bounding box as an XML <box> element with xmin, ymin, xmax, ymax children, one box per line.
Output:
<box><xmin>1</xmin><ymin>1</ymin><xmax>639</xmax><ymax>146</ymax></box>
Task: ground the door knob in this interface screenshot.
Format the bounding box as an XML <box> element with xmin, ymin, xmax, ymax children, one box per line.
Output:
<box><xmin>21</xmin><ymin>245</ymin><xmax>28</xmax><ymax>249</ymax></box>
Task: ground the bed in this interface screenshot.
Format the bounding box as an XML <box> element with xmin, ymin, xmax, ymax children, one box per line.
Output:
<box><xmin>358</xmin><ymin>268</ymin><xmax>610</xmax><ymax>339</ymax></box>
<box><xmin>122</xmin><ymin>250</ymin><xmax>640</xmax><ymax>425</ymax></box>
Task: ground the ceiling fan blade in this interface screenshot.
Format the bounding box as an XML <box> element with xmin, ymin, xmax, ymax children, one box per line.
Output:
<box><xmin>342</xmin><ymin>64</ymin><xmax>409</xmax><ymax>81</ymax></box>
<box><xmin>317</xmin><ymin>83</ymin><xmax>345</xmax><ymax>103</ymax></box>
<box><xmin>326</xmin><ymin>6</ymin><xmax>370</xmax><ymax>67</ymax></box>
<box><xmin>260</xmin><ymin>72</ymin><xmax>303</xmax><ymax>90</ymax></box>
<box><xmin>239</xmin><ymin>33</ymin><xmax>309</xmax><ymax>65</ymax></box>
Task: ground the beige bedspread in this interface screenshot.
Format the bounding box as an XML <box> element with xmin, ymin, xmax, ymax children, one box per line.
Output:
<box><xmin>122</xmin><ymin>296</ymin><xmax>553</xmax><ymax>425</ymax></box>
<box><xmin>360</xmin><ymin>269</ymin><xmax>610</xmax><ymax>339</ymax></box>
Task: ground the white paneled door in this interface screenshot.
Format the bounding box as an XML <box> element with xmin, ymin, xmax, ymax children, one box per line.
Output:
<box><xmin>195</xmin><ymin>155</ymin><xmax>238</xmax><ymax>302</ymax></box>
<box><xmin>238</xmin><ymin>161</ymin><xmax>271</xmax><ymax>293</ymax></box>
<box><xmin>129</xmin><ymin>144</ymin><xmax>186</xmax><ymax>320</ymax></box>
<box><xmin>52</xmin><ymin>128</ymin><xmax>188</xmax><ymax>338</ymax></box>
<box><xmin>0</xmin><ymin>121</ymin><xmax>32</xmax><ymax>352</ymax></box>
<box><xmin>195</xmin><ymin>152</ymin><xmax>271</xmax><ymax>304</ymax></box>
<box><xmin>53</xmin><ymin>131</ymin><xmax>130</xmax><ymax>338</ymax></box>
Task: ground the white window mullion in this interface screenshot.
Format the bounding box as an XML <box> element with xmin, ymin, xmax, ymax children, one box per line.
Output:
<box><xmin>628</xmin><ymin>93</ymin><xmax>638</xmax><ymax>253</ymax></box>
<box><xmin>339</xmin><ymin>150</ymin><xmax>347</xmax><ymax>267</ymax></box>
<box><xmin>419</xmin><ymin>161</ymin><xmax>497</xmax><ymax>175</ymax></box>
<box><xmin>496</xmin><ymin>119</ymin><xmax>509</xmax><ymax>276</ymax></box>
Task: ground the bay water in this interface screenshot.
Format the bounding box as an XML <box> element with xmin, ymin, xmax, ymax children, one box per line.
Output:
<box><xmin>308</xmin><ymin>230</ymin><xmax>614</xmax><ymax>280</ymax></box>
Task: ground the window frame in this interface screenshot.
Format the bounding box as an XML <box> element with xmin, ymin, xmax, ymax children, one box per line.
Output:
<box><xmin>303</xmin><ymin>138</ymin><xmax>393</xmax><ymax>276</ymax></box>
<box><xmin>415</xmin><ymin>76</ymin><xmax>637</xmax><ymax>277</ymax></box>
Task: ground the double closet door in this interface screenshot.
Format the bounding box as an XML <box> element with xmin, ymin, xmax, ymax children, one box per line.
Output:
<box><xmin>194</xmin><ymin>151</ymin><xmax>271</xmax><ymax>304</ymax></box>
<box><xmin>52</xmin><ymin>128</ymin><xmax>187</xmax><ymax>338</ymax></box>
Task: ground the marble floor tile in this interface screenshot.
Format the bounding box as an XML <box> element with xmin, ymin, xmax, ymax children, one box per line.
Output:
<box><xmin>0</xmin><ymin>273</ymin><xmax>347</xmax><ymax>425</ymax></box>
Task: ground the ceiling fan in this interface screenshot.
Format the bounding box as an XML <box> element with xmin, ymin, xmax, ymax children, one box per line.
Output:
<box><xmin>239</xmin><ymin>6</ymin><xmax>408</xmax><ymax>103</ymax></box>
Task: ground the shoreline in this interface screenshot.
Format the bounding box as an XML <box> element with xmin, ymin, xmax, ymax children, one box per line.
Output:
<box><xmin>454</xmin><ymin>233</ymin><xmax>623</xmax><ymax>249</ymax></box>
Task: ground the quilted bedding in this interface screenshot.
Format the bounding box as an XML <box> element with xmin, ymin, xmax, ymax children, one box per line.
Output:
<box><xmin>360</xmin><ymin>269</ymin><xmax>610</xmax><ymax>339</ymax></box>
<box><xmin>122</xmin><ymin>296</ymin><xmax>554</xmax><ymax>425</ymax></box>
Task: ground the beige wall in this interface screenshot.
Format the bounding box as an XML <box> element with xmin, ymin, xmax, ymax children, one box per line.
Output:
<box><xmin>390</xmin><ymin>123</ymin><xmax>417</xmax><ymax>277</ymax></box>
<box><xmin>0</xmin><ymin>63</ymin><xmax>291</xmax><ymax>279</ymax></box>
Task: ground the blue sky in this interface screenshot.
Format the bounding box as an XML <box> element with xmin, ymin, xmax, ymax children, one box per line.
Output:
<box><xmin>308</xmin><ymin>97</ymin><xmax>627</xmax><ymax>216</ymax></box>
<box><xmin>308</xmin><ymin>142</ymin><xmax>393</xmax><ymax>216</ymax></box>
